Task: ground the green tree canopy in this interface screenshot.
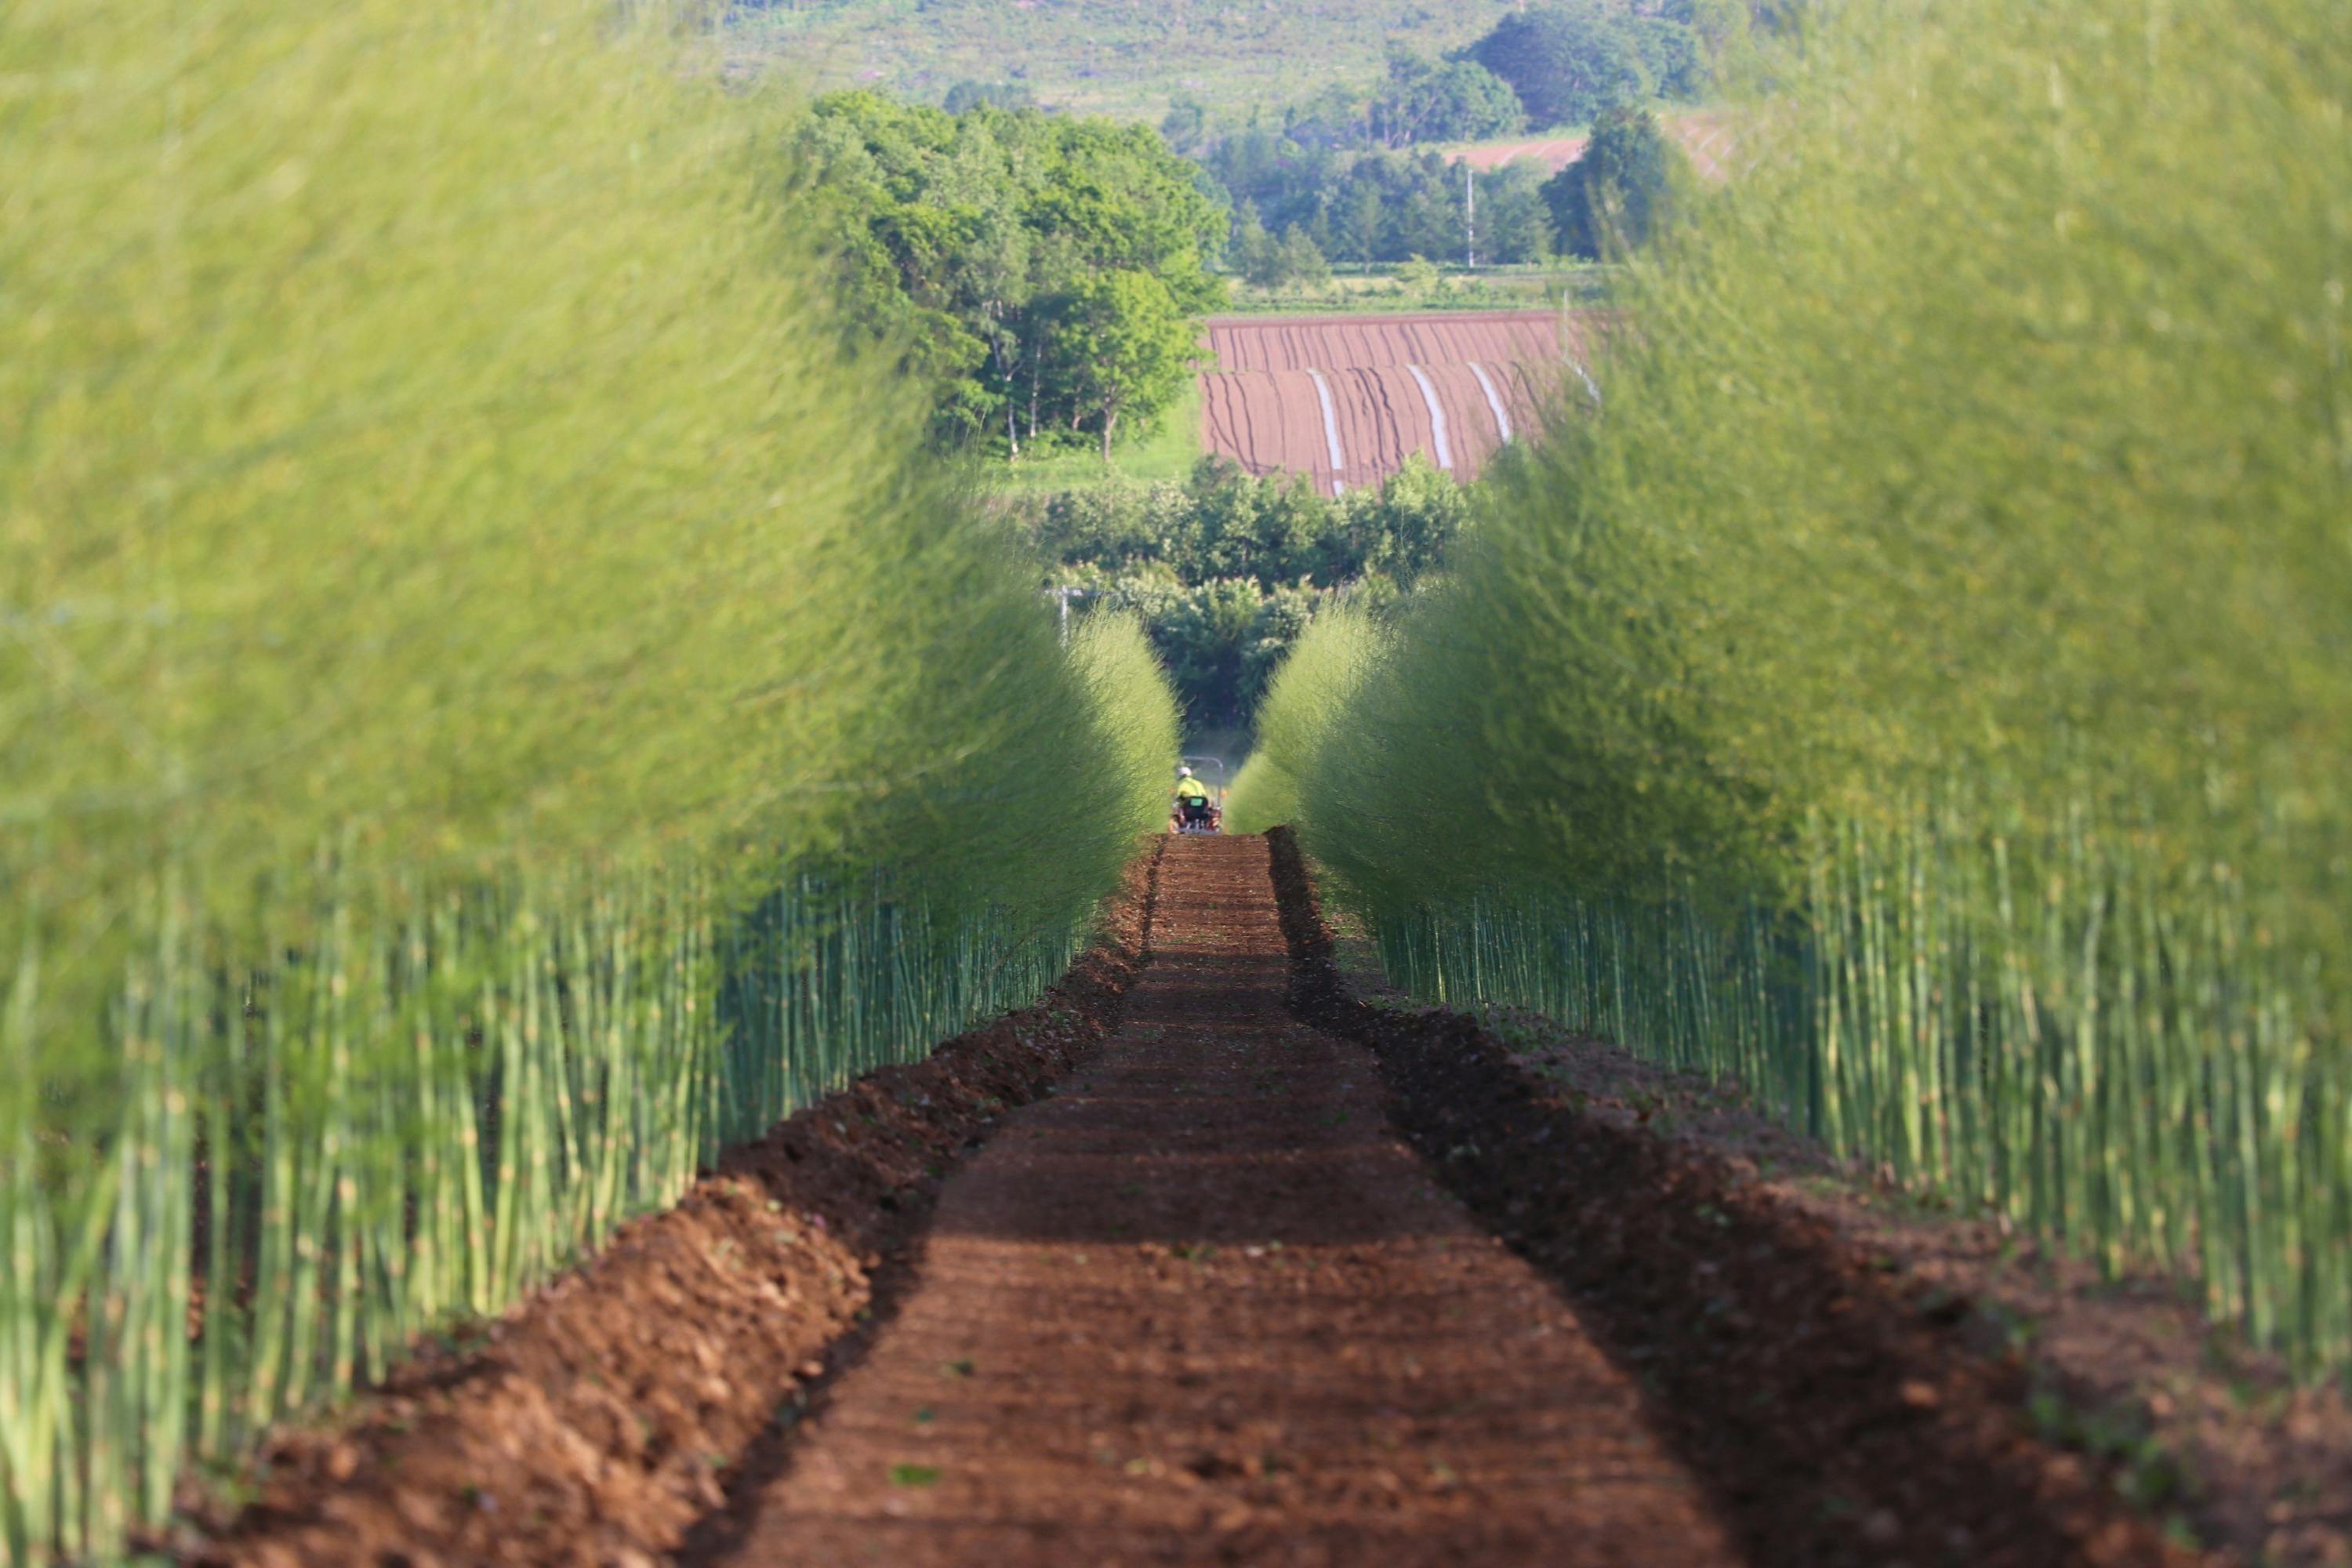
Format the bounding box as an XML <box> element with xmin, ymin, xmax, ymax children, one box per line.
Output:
<box><xmin>1012</xmin><ymin>458</ymin><xmax>1472</xmax><ymax>724</ymax></box>
<box><xmin>942</xmin><ymin>79</ymin><xmax>1037</xmax><ymax>112</ymax></box>
<box><xmin>1369</xmin><ymin>49</ymin><xmax>1527</xmax><ymax>148</ymax></box>
<box><xmin>1543</xmin><ymin>103</ymin><xmax>1685</xmax><ymax>258</ymax></box>
<box><xmin>1202</xmin><ymin>134</ymin><xmax>1554</xmax><ymax>267</ymax></box>
<box><xmin>1044</xmin><ymin>270</ymin><xmax>1200</xmax><ymax>459</ymax></box>
<box><xmin>1232</xmin><ymin>205</ymin><xmax>1333</xmax><ymax>292</ymax></box>
<box><xmin>795</xmin><ymin>92</ymin><xmax>1226</xmax><ymax>455</ymax></box>
<box><xmin>1470</xmin><ymin>3</ymin><xmax>1670</xmax><ymax>129</ymax></box>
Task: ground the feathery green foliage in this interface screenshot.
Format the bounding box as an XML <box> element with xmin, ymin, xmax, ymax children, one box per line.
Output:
<box><xmin>1225</xmin><ymin>606</ymin><xmax>1387</xmax><ymax>835</ymax></box>
<box><xmin>0</xmin><ymin>2</ymin><xmax>1174</xmax><ymax>1559</ymax></box>
<box><xmin>1269</xmin><ymin>0</ymin><xmax>2352</xmax><ymax>1373</ymax></box>
<box><xmin>1544</xmin><ymin>104</ymin><xmax>1687</xmax><ymax>258</ymax></box>
<box><xmin>1011</xmin><ymin>459</ymin><xmax>1469</xmax><ymax>725</ymax></box>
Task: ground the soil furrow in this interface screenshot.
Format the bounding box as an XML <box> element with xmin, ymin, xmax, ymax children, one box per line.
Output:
<box><xmin>1266</xmin><ymin>826</ymin><xmax>2202</xmax><ymax>1568</ymax></box>
<box><xmin>183</xmin><ymin>851</ymin><xmax>1162</xmax><ymax>1568</ymax></box>
<box><xmin>705</xmin><ymin>835</ymin><xmax>1737</xmax><ymax>1566</ymax></box>
<box><xmin>1194</xmin><ymin>314</ymin><xmax>1589</xmax><ymax>489</ymax></box>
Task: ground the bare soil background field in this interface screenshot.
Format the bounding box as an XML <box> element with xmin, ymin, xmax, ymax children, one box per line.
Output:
<box><xmin>1449</xmin><ymin>110</ymin><xmax>1744</xmax><ymax>179</ymax></box>
<box><xmin>1199</xmin><ymin>312</ymin><xmax>1586</xmax><ymax>493</ymax></box>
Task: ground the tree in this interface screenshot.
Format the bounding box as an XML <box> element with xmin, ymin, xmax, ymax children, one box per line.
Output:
<box><xmin>1011</xmin><ymin>459</ymin><xmax>1470</xmax><ymax>724</ymax></box>
<box><xmin>1470</xmin><ymin>4</ymin><xmax>1654</xmax><ymax>129</ymax></box>
<box><xmin>1232</xmin><ymin>205</ymin><xmax>1332</xmax><ymax>294</ymax></box>
<box><xmin>1476</xmin><ymin>162</ymin><xmax>1558</xmax><ymax>264</ymax></box>
<box><xmin>1285</xmin><ymin>82</ymin><xmax>1377</xmax><ymax>151</ymax></box>
<box><xmin>1279</xmin><ymin>227</ymin><xmax>1331</xmax><ymax>292</ymax></box>
<box><xmin>1044</xmin><ymin>270</ymin><xmax>1200</xmax><ymax>461</ymax></box>
<box><xmin>1233</xmin><ymin>203</ymin><xmax>1286</xmax><ymax>289</ymax></box>
<box><xmin>1395</xmin><ymin>254</ymin><xmax>1442</xmax><ymax>299</ymax></box>
<box><xmin>943</xmin><ymin>80</ymin><xmax>1036</xmax><ymax>113</ymax></box>
<box><xmin>1369</xmin><ymin>50</ymin><xmax>1526</xmax><ymax>148</ymax></box>
<box><xmin>1629</xmin><ymin>17</ymin><xmax>1710</xmax><ymax>100</ymax></box>
<box><xmin>1160</xmin><ymin>94</ymin><xmax>1210</xmax><ymax>157</ymax></box>
<box><xmin>1673</xmin><ymin>0</ymin><xmax>1759</xmax><ymax>65</ymax></box>
<box><xmin>1333</xmin><ymin>180</ymin><xmax>1385</xmax><ymax>263</ymax></box>
<box><xmin>1543</xmin><ymin>104</ymin><xmax>1683</xmax><ymax>258</ymax></box>
<box><xmin>793</xmin><ymin>93</ymin><xmax>1227</xmax><ymax>455</ymax></box>
<box><xmin>1394</xmin><ymin>166</ymin><xmax>1464</xmax><ymax>260</ymax></box>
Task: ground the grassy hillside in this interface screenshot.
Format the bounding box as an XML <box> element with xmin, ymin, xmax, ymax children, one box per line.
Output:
<box><xmin>726</xmin><ymin>0</ymin><xmax>1516</xmax><ymax>119</ymax></box>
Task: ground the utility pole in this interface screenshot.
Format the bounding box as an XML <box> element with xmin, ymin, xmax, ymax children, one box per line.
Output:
<box><xmin>1465</xmin><ymin>164</ymin><xmax>1477</xmax><ymax>270</ymax></box>
<box><xmin>1044</xmin><ymin>585</ymin><xmax>1087</xmax><ymax>647</ymax></box>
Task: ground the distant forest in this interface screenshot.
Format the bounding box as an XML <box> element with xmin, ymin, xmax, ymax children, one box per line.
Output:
<box><xmin>1181</xmin><ymin>2</ymin><xmax>1772</xmax><ymax>270</ymax></box>
<box><xmin>786</xmin><ymin>3</ymin><xmax>1766</xmax><ymax>456</ymax></box>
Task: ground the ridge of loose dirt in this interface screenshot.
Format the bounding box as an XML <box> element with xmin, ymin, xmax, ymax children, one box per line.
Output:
<box><xmin>180</xmin><ymin>848</ymin><xmax>1162</xmax><ymax>1568</ymax></box>
<box><xmin>699</xmin><ymin>833</ymin><xmax>1742</xmax><ymax>1566</ymax></box>
<box><xmin>1266</xmin><ymin>826</ymin><xmax>2207</xmax><ymax>1568</ymax></box>
<box><xmin>1436</xmin><ymin>994</ymin><xmax>2352</xmax><ymax>1568</ymax></box>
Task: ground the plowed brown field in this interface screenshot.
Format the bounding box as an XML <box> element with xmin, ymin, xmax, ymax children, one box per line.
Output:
<box><xmin>1450</xmin><ymin>111</ymin><xmax>1744</xmax><ymax>179</ymax></box>
<box><xmin>1200</xmin><ymin>313</ymin><xmax>1588</xmax><ymax>494</ymax></box>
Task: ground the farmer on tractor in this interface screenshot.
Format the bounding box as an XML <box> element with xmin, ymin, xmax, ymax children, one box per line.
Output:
<box><xmin>1173</xmin><ymin>767</ymin><xmax>1218</xmax><ymax>832</ymax></box>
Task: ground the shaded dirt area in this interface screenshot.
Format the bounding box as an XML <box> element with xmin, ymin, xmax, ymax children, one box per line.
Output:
<box><xmin>699</xmin><ymin>834</ymin><xmax>1740</xmax><ymax>1566</ymax></box>
<box><xmin>1460</xmin><ymin>996</ymin><xmax>2352</xmax><ymax>1568</ymax></box>
<box><xmin>1268</xmin><ymin>827</ymin><xmax>2209</xmax><ymax>1568</ymax></box>
<box><xmin>180</xmin><ymin>848</ymin><xmax>1163</xmax><ymax>1568</ymax></box>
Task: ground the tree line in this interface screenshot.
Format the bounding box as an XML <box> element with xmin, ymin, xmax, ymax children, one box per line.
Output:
<box><xmin>1208</xmin><ymin>106</ymin><xmax>1686</xmax><ymax>275</ymax></box>
<box><xmin>1005</xmin><ymin>459</ymin><xmax>1474</xmax><ymax>724</ymax></box>
<box><xmin>1167</xmin><ymin>0</ymin><xmax>1755</xmax><ymax>162</ymax></box>
<box><xmin>795</xmin><ymin>19</ymin><xmax>1702</xmax><ymax>461</ymax></box>
<box><xmin>791</xmin><ymin>92</ymin><xmax>1225</xmax><ymax>459</ymax></box>
<box><xmin>1180</xmin><ymin>0</ymin><xmax>1746</xmax><ymax>276</ymax></box>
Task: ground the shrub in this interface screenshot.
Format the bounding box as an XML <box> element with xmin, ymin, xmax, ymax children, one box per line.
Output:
<box><xmin>1272</xmin><ymin>0</ymin><xmax>2352</xmax><ymax>1374</ymax></box>
<box><xmin>0</xmin><ymin>2</ymin><xmax>1177</xmax><ymax>1556</ymax></box>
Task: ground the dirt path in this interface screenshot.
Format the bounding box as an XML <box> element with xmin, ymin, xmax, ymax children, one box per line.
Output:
<box><xmin>699</xmin><ymin>835</ymin><xmax>1738</xmax><ymax>1566</ymax></box>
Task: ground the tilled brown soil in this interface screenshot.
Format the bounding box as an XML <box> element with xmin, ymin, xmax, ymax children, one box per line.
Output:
<box><xmin>1198</xmin><ymin>313</ymin><xmax>1580</xmax><ymax>493</ymax></box>
<box><xmin>699</xmin><ymin>833</ymin><xmax>1739</xmax><ymax>1566</ymax></box>
<box><xmin>1268</xmin><ymin>826</ymin><xmax>2206</xmax><ymax>1568</ymax></box>
<box><xmin>183</xmin><ymin>849</ymin><xmax>1161</xmax><ymax>1568</ymax></box>
<box><xmin>191</xmin><ymin>833</ymin><xmax>2246</xmax><ymax>1567</ymax></box>
<box><xmin>1426</xmin><ymin>993</ymin><xmax>2352</xmax><ymax>1568</ymax></box>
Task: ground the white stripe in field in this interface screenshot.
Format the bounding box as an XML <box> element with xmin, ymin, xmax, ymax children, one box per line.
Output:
<box><xmin>1468</xmin><ymin>361</ymin><xmax>1513</xmax><ymax>442</ymax></box>
<box><xmin>1571</xmin><ymin>360</ymin><xmax>1603</xmax><ymax>405</ymax></box>
<box><xmin>1405</xmin><ymin>365</ymin><xmax>1455</xmax><ymax>472</ymax></box>
<box><xmin>1305</xmin><ymin>368</ymin><xmax>1348</xmax><ymax>495</ymax></box>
